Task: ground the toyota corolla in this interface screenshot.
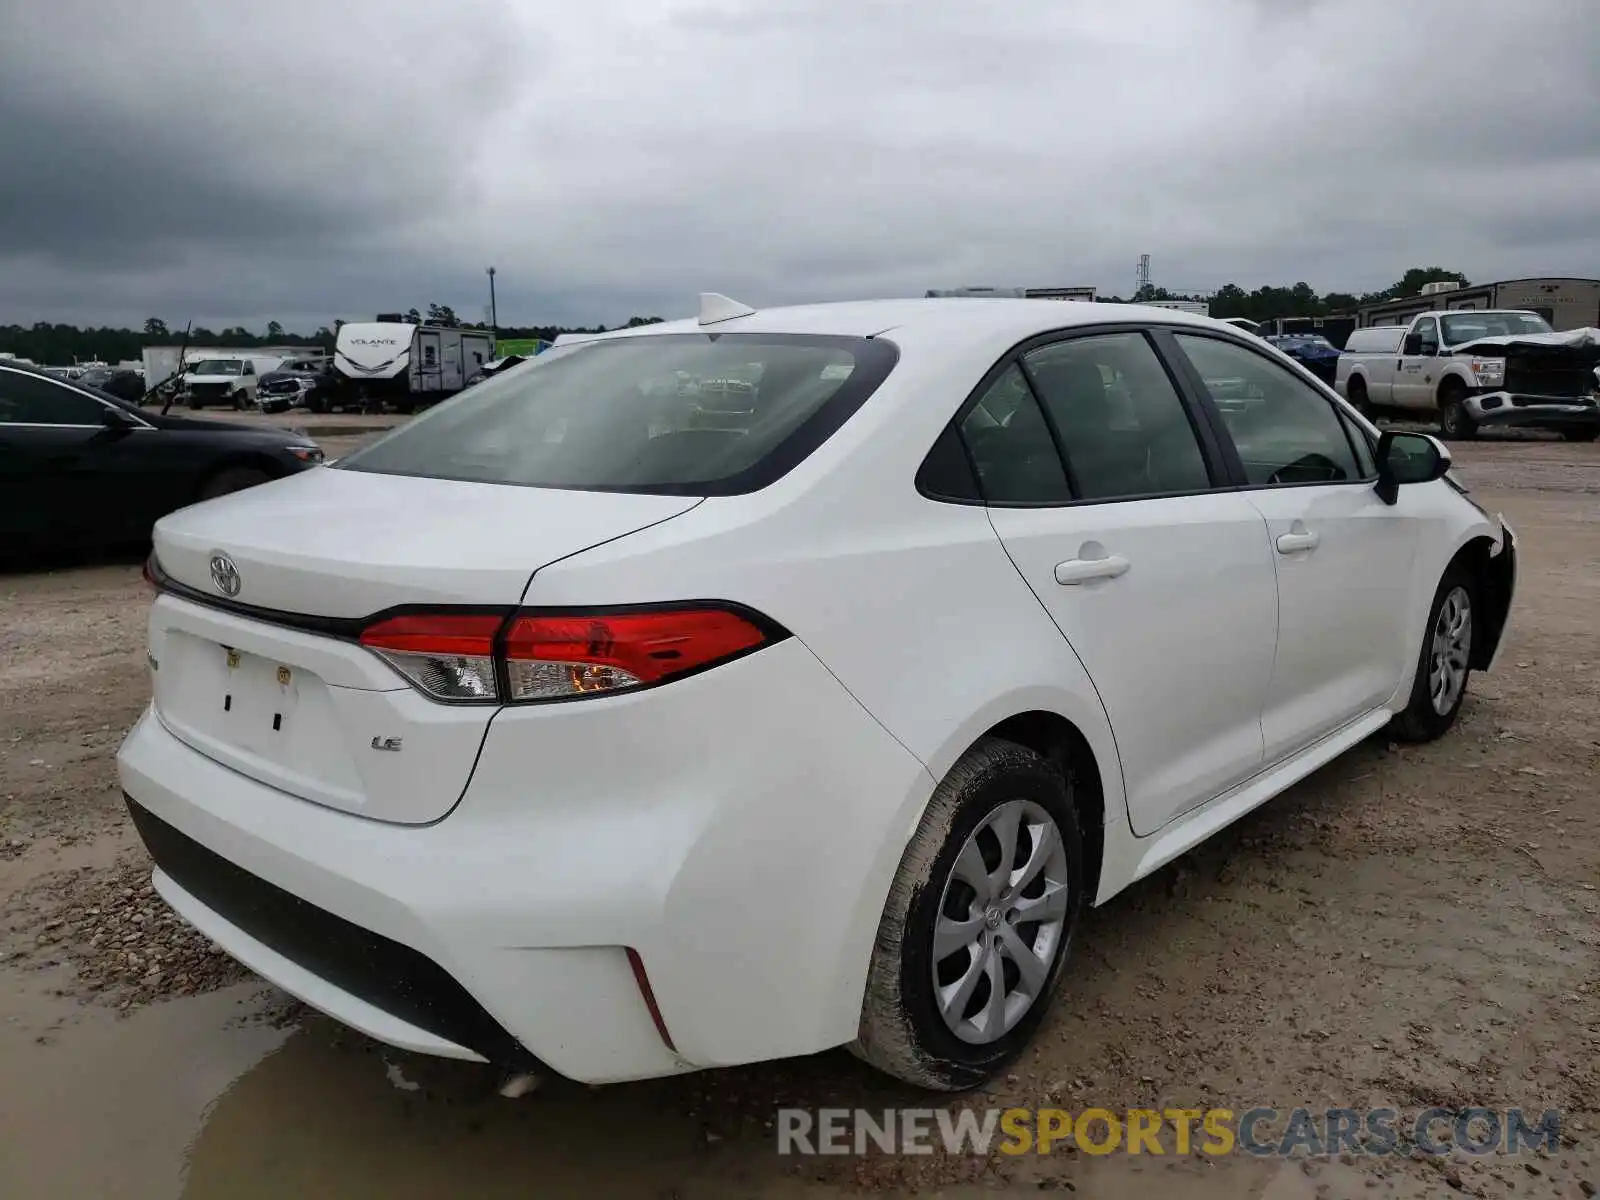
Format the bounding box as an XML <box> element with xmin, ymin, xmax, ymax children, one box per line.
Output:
<box><xmin>119</xmin><ymin>295</ymin><xmax>1516</xmax><ymax>1091</ymax></box>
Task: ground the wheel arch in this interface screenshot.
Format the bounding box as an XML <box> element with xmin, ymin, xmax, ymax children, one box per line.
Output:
<box><xmin>1389</xmin><ymin>516</ymin><xmax>1515</xmax><ymax>713</ymax></box>
<box><xmin>193</xmin><ymin>453</ymin><xmax>286</xmax><ymax>502</ymax></box>
<box><xmin>1436</xmin><ymin>369</ymin><xmax>1472</xmax><ymax>404</ymax></box>
<box><xmin>958</xmin><ymin>709</ymin><xmax>1109</xmax><ymax>908</ymax></box>
<box><xmin>1449</xmin><ymin>533</ymin><xmax>1515</xmax><ymax>670</ymax></box>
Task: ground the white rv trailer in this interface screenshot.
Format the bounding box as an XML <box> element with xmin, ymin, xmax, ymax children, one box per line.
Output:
<box><xmin>331</xmin><ymin>321</ymin><xmax>495</xmax><ymax>413</ymax></box>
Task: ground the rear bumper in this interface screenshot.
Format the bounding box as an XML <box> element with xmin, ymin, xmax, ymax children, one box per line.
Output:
<box><xmin>116</xmin><ymin>636</ymin><xmax>933</xmax><ymax>1083</ymax></box>
<box><xmin>1465</xmin><ymin>390</ymin><xmax>1600</xmax><ymax>428</ymax></box>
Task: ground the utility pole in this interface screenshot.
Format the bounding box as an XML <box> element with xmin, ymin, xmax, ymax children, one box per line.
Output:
<box><xmin>486</xmin><ymin>266</ymin><xmax>498</xmax><ymax>334</ymax></box>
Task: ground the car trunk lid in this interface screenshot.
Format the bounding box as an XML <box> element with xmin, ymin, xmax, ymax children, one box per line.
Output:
<box><xmin>147</xmin><ymin>468</ymin><xmax>700</xmax><ymax>823</ymax></box>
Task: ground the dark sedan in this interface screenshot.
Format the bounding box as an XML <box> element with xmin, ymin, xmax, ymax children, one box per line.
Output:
<box><xmin>1</xmin><ymin>360</ymin><xmax>325</xmax><ymax>556</ymax></box>
<box><xmin>1266</xmin><ymin>334</ymin><xmax>1341</xmax><ymax>384</ymax></box>
<box><xmin>75</xmin><ymin>367</ymin><xmax>150</xmax><ymax>405</ymax></box>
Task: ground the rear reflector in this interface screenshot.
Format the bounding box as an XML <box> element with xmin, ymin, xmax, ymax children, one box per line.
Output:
<box><xmin>356</xmin><ymin>605</ymin><xmax>783</xmax><ymax>705</ymax></box>
<box><xmin>625</xmin><ymin>947</ymin><xmax>677</xmax><ymax>1052</ymax></box>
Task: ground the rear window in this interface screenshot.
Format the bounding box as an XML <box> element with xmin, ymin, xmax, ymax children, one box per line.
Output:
<box><xmin>335</xmin><ymin>332</ymin><xmax>899</xmax><ymax>495</ymax></box>
<box><xmin>1344</xmin><ymin>328</ymin><xmax>1405</xmax><ymax>354</ymax></box>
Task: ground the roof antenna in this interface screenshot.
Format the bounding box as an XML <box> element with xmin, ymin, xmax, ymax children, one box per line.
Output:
<box><xmin>698</xmin><ymin>293</ymin><xmax>756</xmax><ymax>326</ymax></box>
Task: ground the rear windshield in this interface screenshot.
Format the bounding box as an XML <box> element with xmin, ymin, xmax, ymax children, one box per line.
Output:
<box><xmin>1344</xmin><ymin>328</ymin><xmax>1405</xmax><ymax>354</ymax></box>
<box><xmin>335</xmin><ymin>332</ymin><xmax>899</xmax><ymax>494</ymax></box>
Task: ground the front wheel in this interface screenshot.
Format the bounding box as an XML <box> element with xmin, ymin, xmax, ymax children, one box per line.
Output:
<box><xmin>1390</xmin><ymin>564</ymin><xmax>1476</xmax><ymax>743</ymax></box>
<box><xmin>852</xmin><ymin>738</ymin><xmax>1084</xmax><ymax>1091</ymax></box>
<box><xmin>1438</xmin><ymin>383</ymin><xmax>1476</xmax><ymax>440</ymax></box>
<box><xmin>1562</xmin><ymin>428</ymin><xmax>1598</xmax><ymax>443</ymax></box>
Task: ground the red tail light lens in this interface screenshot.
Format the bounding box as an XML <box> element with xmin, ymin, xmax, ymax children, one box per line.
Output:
<box><xmin>359</xmin><ymin>613</ymin><xmax>503</xmax><ymax>703</ymax></box>
<box><xmin>358</xmin><ymin>606</ymin><xmax>781</xmax><ymax>704</ymax></box>
<box><xmin>503</xmin><ymin>608</ymin><xmax>773</xmax><ymax>701</ymax></box>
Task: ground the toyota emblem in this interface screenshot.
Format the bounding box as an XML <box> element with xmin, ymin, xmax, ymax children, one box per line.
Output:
<box><xmin>209</xmin><ymin>553</ymin><xmax>241</xmax><ymax>597</ymax></box>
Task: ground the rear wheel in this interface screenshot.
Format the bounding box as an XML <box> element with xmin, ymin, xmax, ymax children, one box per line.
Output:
<box><xmin>1346</xmin><ymin>376</ymin><xmax>1372</xmax><ymax>417</ymax></box>
<box><xmin>1438</xmin><ymin>380</ymin><xmax>1476</xmax><ymax>440</ymax></box>
<box><xmin>852</xmin><ymin>738</ymin><xmax>1084</xmax><ymax>1091</ymax></box>
<box><xmin>198</xmin><ymin>466</ymin><xmax>273</xmax><ymax>501</ymax></box>
<box><xmin>1390</xmin><ymin>563</ymin><xmax>1476</xmax><ymax>743</ymax></box>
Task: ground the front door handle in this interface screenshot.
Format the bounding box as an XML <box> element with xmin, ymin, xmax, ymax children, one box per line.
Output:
<box><xmin>1276</xmin><ymin>527</ymin><xmax>1320</xmax><ymax>554</ymax></box>
<box><xmin>1054</xmin><ymin>554</ymin><xmax>1130</xmax><ymax>585</ymax></box>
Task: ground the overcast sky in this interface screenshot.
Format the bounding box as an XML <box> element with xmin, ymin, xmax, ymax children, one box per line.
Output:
<box><xmin>3</xmin><ymin>0</ymin><xmax>1597</xmax><ymax>333</ymax></box>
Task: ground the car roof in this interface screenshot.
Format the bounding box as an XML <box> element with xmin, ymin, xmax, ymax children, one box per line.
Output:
<box><xmin>569</xmin><ymin>297</ymin><xmax>1230</xmax><ymax>344</ymax></box>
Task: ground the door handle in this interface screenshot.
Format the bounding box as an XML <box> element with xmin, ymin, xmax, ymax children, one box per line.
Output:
<box><xmin>1276</xmin><ymin>528</ymin><xmax>1320</xmax><ymax>554</ymax></box>
<box><xmin>1054</xmin><ymin>554</ymin><xmax>1130</xmax><ymax>585</ymax></box>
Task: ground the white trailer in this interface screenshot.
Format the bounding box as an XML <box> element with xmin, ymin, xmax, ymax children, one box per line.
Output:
<box><xmin>330</xmin><ymin>322</ymin><xmax>496</xmax><ymax>413</ymax></box>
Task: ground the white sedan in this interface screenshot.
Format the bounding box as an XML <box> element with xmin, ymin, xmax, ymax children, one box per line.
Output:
<box><xmin>119</xmin><ymin>295</ymin><xmax>1516</xmax><ymax>1091</ymax></box>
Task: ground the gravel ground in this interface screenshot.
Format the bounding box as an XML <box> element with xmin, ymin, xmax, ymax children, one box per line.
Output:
<box><xmin>0</xmin><ymin>434</ymin><xmax>1596</xmax><ymax>1198</ymax></box>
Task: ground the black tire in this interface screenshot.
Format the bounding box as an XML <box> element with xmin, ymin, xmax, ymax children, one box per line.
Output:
<box><xmin>187</xmin><ymin>396</ymin><xmax>203</xmax><ymax>410</ymax></box>
<box><xmin>198</xmin><ymin>466</ymin><xmax>273</xmax><ymax>501</ymax></box>
<box><xmin>1389</xmin><ymin>562</ymin><xmax>1477</xmax><ymax>743</ymax></box>
<box><xmin>852</xmin><ymin>738</ymin><xmax>1085</xmax><ymax>1091</ymax></box>
<box><xmin>1563</xmin><ymin>428</ymin><xmax>1598</xmax><ymax>443</ymax></box>
<box><xmin>1438</xmin><ymin>380</ymin><xmax>1476</xmax><ymax>441</ymax></box>
<box><xmin>232</xmin><ymin>391</ymin><xmax>250</xmax><ymax>411</ymax></box>
<box><xmin>1346</xmin><ymin>377</ymin><xmax>1372</xmax><ymax>417</ymax></box>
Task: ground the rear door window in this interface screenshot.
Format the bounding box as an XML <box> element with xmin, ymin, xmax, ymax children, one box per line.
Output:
<box><xmin>336</xmin><ymin>333</ymin><xmax>899</xmax><ymax>495</ymax></box>
<box><xmin>1022</xmin><ymin>333</ymin><xmax>1212</xmax><ymax>500</ymax></box>
<box><xmin>956</xmin><ymin>364</ymin><xmax>1071</xmax><ymax>504</ymax></box>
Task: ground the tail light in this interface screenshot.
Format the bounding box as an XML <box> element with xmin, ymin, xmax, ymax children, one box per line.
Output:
<box><xmin>359</xmin><ymin>613</ymin><xmax>502</xmax><ymax>702</ymax></box>
<box><xmin>358</xmin><ymin>605</ymin><xmax>784</xmax><ymax>705</ymax></box>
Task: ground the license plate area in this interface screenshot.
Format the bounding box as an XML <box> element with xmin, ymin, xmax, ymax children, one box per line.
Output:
<box><xmin>213</xmin><ymin>645</ymin><xmax>301</xmax><ymax>754</ymax></box>
<box><xmin>154</xmin><ymin>630</ymin><xmax>365</xmax><ymax>803</ymax></box>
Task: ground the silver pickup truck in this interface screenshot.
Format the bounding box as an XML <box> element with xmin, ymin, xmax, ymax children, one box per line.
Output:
<box><xmin>1334</xmin><ymin>310</ymin><xmax>1600</xmax><ymax>441</ymax></box>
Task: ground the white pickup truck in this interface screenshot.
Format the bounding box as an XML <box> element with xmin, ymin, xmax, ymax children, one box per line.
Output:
<box><xmin>1335</xmin><ymin>310</ymin><xmax>1600</xmax><ymax>441</ymax></box>
<box><xmin>181</xmin><ymin>356</ymin><xmax>270</xmax><ymax>410</ymax></box>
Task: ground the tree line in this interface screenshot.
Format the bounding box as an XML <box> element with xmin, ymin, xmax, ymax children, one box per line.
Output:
<box><xmin>1110</xmin><ymin>266</ymin><xmax>1469</xmax><ymax>324</ymax></box>
<box><xmin>0</xmin><ymin>268</ymin><xmax>1465</xmax><ymax>365</ymax></box>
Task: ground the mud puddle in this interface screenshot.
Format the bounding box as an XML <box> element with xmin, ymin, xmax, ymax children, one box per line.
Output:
<box><xmin>0</xmin><ymin>963</ymin><xmax>1415</xmax><ymax>1200</ymax></box>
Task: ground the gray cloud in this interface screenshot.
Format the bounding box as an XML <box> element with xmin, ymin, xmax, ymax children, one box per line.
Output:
<box><xmin>2</xmin><ymin>0</ymin><xmax>1597</xmax><ymax>332</ymax></box>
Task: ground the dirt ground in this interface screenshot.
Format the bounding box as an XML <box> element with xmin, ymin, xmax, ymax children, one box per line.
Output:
<box><xmin>1</xmin><ymin>435</ymin><xmax>1596</xmax><ymax>1199</ymax></box>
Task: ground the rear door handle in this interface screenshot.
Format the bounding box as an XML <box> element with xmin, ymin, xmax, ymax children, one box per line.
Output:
<box><xmin>1276</xmin><ymin>529</ymin><xmax>1320</xmax><ymax>554</ymax></box>
<box><xmin>1054</xmin><ymin>554</ymin><xmax>1130</xmax><ymax>585</ymax></box>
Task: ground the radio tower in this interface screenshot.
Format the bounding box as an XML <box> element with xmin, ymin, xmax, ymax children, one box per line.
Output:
<box><xmin>1136</xmin><ymin>254</ymin><xmax>1152</xmax><ymax>296</ymax></box>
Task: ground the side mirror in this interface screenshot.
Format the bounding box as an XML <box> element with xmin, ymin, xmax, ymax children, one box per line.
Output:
<box><xmin>1402</xmin><ymin>334</ymin><xmax>1423</xmax><ymax>356</ymax></box>
<box><xmin>100</xmin><ymin>405</ymin><xmax>139</xmax><ymax>430</ymax></box>
<box><xmin>1376</xmin><ymin>431</ymin><xmax>1451</xmax><ymax>505</ymax></box>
